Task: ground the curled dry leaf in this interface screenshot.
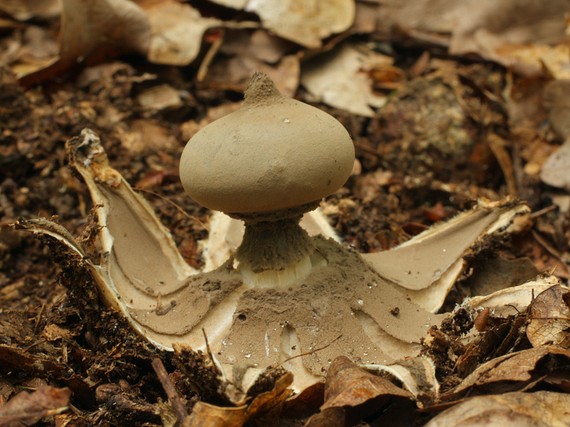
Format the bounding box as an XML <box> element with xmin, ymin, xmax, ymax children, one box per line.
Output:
<box><xmin>527</xmin><ymin>285</ymin><xmax>570</xmax><ymax>348</ymax></box>
<box><xmin>210</xmin><ymin>0</ymin><xmax>355</xmax><ymax>48</ymax></box>
<box><xmin>378</xmin><ymin>0</ymin><xmax>570</xmax><ymax>77</ymax></box>
<box><xmin>19</xmin><ymin>0</ymin><xmax>150</xmax><ymax>85</ymax></box>
<box><xmin>322</xmin><ymin>356</ymin><xmax>412</xmax><ymax>409</ymax></box>
<box><xmin>541</xmin><ymin>139</ymin><xmax>570</xmax><ymax>191</ymax></box>
<box><xmin>364</xmin><ymin>357</ymin><xmax>439</xmax><ymax>401</ymax></box>
<box><xmin>306</xmin><ymin>356</ymin><xmax>413</xmax><ymax>427</ymax></box>
<box><xmin>301</xmin><ymin>41</ymin><xmax>389</xmax><ymax>117</ymax></box>
<box><xmin>18</xmin><ymin>0</ymin><xmax>222</xmax><ymax>85</ymax></box>
<box><xmin>183</xmin><ymin>371</ymin><xmax>293</xmax><ymax>427</ymax></box>
<box><xmin>142</xmin><ymin>1</ymin><xmax>221</xmax><ymax>66</ymax></box>
<box><xmin>448</xmin><ymin>0</ymin><xmax>570</xmax><ymax>76</ymax></box>
<box><xmin>0</xmin><ymin>386</ymin><xmax>70</xmax><ymax>426</ymax></box>
<box><xmin>444</xmin><ymin>346</ymin><xmax>570</xmax><ymax>400</ymax></box>
<box><xmin>0</xmin><ymin>0</ymin><xmax>60</xmax><ymax>20</ymax></box>
<box><xmin>464</xmin><ymin>276</ymin><xmax>564</xmax><ymax>317</ymax></box>
<box><xmin>426</xmin><ymin>391</ymin><xmax>570</xmax><ymax>427</ymax></box>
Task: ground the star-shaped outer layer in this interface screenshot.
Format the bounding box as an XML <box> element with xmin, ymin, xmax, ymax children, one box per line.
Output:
<box><xmin>18</xmin><ymin>129</ymin><xmax>531</xmax><ymax>395</ymax></box>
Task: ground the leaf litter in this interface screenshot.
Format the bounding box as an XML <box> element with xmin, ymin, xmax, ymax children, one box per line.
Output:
<box><xmin>1</xmin><ymin>0</ymin><xmax>570</xmax><ymax>425</ymax></box>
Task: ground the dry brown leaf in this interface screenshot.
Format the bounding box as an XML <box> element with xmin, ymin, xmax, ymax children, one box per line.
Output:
<box><xmin>19</xmin><ymin>0</ymin><xmax>150</xmax><ymax>85</ymax></box>
<box><xmin>426</xmin><ymin>391</ymin><xmax>570</xmax><ymax>427</ymax></box>
<box><xmin>464</xmin><ymin>277</ymin><xmax>563</xmax><ymax>317</ymax></box>
<box><xmin>18</xmin><ymin>0</ymin><xmax>223</xmax><ymax>85</ymax></box>
<box><xmin>142</xmin><ymin>1</ymin><xmax>221</xmax><ymax>66</ymax></box>
<box><xmin>449</xmin><ymin>0</ymin><xmax>570</xmax><ymax>76</ymax></box>
<box><xmin>497</xmin><ymin>44</ymin><xmax>570</xmax><ymax>79</ymax></box>
<box><xmin>199</xmin><ymin>29</ymin><xmax>300</xmax><ymax>94</ymax></box>
<box><xmin>0</xmin><ymin>0</ymin><xmax>60</xmax><ymax>20</ymax></box>
<box><xmin>322</xmin><ymin>356</ymin><xmax>412</xmax><ymax>409</ymax></box>
<box><xmin>527</xmin><ymin>285</ymin><xmax>570</xmax><ymax>348</ymax></box>
<box><xmin>364</xmin><ymin>357</ymin><xmax>439</xmax><ymax>400</ymax></box>
<box><xmin>306</xmin><ymin>356</ymin><xmax>412</xmax><ymax>426</ymax></box>
<box><xmin>183</xmin><ymin>371</ymin><xmax>293</xmax><ymax>427</ymax></box>
<box><xmin>248</xmin><ymin>30</ymin><xmax>296</xmax><ymax>64</ymax></box>
<box><xmin>377</xmin><ymin>0</ymin><xmax>570</xmax><ymax>76</ymax></box>
<box><xmin>203</xmin><ymin>53</ymin><xmax>300</xmax><ymax>97</ymax></box>
<box><xmin>302</xmin><ymin>41</ymin><xmax>389</xmax><ymax>117</ymax></box>
<box><xmin>136</xmin><ymin>84</ymin><xmax>182</xmax><ymax>112</ymax></box>
<box><xmin>0</xmin><ymin>386</ymin><xmax>70</xmax><ymax>426</ymax></box>
<box><xmin>445</xmin><ymin>346</ymin><xmax>570</xmax><ymax>399</ymax></box>
<box><xmin>117</xmin><ymin>120</ymin><xmax>180</xmax><ymax>155</ymax></box>
<box><xmin>211</xmin><ymin>0</ymin><xmax>355</xmax><ymax>48</ymax></box>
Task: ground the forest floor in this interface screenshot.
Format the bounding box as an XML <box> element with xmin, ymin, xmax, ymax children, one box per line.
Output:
<box><xmin>1</xmin><ymin>1</ymin><xmax>570</xmax><ymax>426</ymax></box>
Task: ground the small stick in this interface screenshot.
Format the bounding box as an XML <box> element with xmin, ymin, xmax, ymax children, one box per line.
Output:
<box><xmin>278</xmin><ymin>335</ymin><xmax>343</xmax><ymax>366</ymax></box>
<box><xmin>135</xmin><ymin>188</ymin><xmax>208</xmax><ymax>230</ymax></box>
<box><xmin>530</xmin><ymin>205</ymin><xmax>557</xmax><ymax>219</ymax></box>
<box><xmin>152</xmin><ymin>358</ymin><xmax>188</xmax><ymax>422</ymax></box>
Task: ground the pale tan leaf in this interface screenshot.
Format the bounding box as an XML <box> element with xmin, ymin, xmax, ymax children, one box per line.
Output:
<box><xmin>465</xmin><ymin>277</ymin><xmax>564</xmax><ymax>317</ymax></box>
<box><xmin>143</xmin><ymin>1</ymin><xmax>221</xmax><ymax>66</ymax></box>
<box><xmin>541</xmin><ymin>139</ymin><xmax>570</xmax><ymax>191</ymax></box>
<box><xmin>426</xmin><ymin>391</ymin><xmax>570</xmax><ymax>427</ymax></box>
<box><xmin>209</xmin><ymin>0</ymin><xmax>354</xmax><ymax>47</ymax></box>
<box><xmin>246</xmin><ymin>0</ymin><xmax>354</xmax><ymax>48</ymax></box>
<box><xmin>527</xmin><ymin>285</ymin><xmax>570</xmax><ymax>348</ymax></box>
<box><xmin>363</xmin><ymin>356</ymin><xmax>439</xmax><ymax>400</ymax></box>
<box><xmin>302</xmin><ymin>41</ymin><xmax>388</xmax><ymax>117</ymax></box>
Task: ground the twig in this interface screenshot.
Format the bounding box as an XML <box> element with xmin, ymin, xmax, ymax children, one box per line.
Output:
<box><xmin>135</xmin><ymin>188</ymin><xmax>208</xmax><ymax>230</ymax></box>
<box><xmin>197</xmin><ymin>30</ymin><xmax>225</xmax><ymax>82</ymax></box>
<box><xmin>202</xmin><ymin>328</ymin><xmax>225</xmax><ymax>380</ymax></box>
<box><xmin>530</xmin><ymin>205</ymin><xmax>557</xmax><ymax>219</ymax></box>
<box><xmin>152</xmin><ymin>358</ymin><xmax>188</xmax><ymax>423</ymax></box>
<box><xmin>531</xmin><ymin>230</ymin><xmax>563</xmax><ymax>260</ymax></box>
<box><xmin>278</xmin><ymin>335</ymin><xmax>343</xmax><ymax>366</ymax></box>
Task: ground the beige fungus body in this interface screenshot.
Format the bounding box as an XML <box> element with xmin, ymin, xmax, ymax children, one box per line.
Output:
<box><xmin>179</xmin><ymin>74</ymin><xmax>355</xmax><ymax>214</ymax></box>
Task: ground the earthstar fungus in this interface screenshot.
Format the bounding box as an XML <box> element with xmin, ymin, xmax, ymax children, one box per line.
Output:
<box><xmin>180</xmin><ymin>72</ymin><xmax>354</xmax><ymax>289</ymax></box>
<box><xmin>15</xmin><ymin>74</ymin><xmax>534</xmax><ymax>398</ymax></box>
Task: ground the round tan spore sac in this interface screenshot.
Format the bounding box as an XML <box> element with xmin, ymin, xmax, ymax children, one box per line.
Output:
<box><xmin>180</xmin><ymin>73</ymin><xmax>355</xmax><ymax>214</ymax></box>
